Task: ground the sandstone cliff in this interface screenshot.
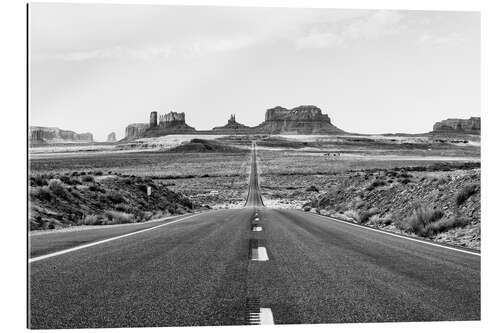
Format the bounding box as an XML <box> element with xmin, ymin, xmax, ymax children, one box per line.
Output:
<box><xmin>125</xmin><ymin>123</ymin><xmax>149</xmax><ymax>139</ymax></box>
<box><xmin>433</xmin><ymin>117</ymin><xmax>480</xmax><ymax>134</ymax></box>
<box><xmin>255</xmin><ymin>105</ymin><xmax>344</xmax><ymax>134</ymax></box>
<box><xmin>29</xmin><ymin>126</ymin><xmax>93</xmax><ymax>145</ymax></box>
<box><xmin>107</xmin><ymin>132</ymin><xmax>117</xmax><ymax>142</ymax></box>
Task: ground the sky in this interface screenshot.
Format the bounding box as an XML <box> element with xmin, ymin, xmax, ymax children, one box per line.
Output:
<box><xmin>29</xmin><ymin>4</ymin><xmax>480</xmax><ymax>141</ymax></box>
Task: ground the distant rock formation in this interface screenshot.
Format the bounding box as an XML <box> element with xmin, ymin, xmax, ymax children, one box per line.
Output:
<box><xmin>433</xmin><ymin>117</ymin><xmax>480</xmax><ymax>134</ymax></box>
<box><xmin>255</xmin><ymin>105</ymin><xmax>344</xmax><ymax>134</ymax></box>
<box><xmin>124</xmin><ymin>105</ymin><xmax>344</xmax><ymax>140</ymax></box>
<box><xmin>125</xmin><ymin>123</ymin><xmax>149</xmax><ymax>139</ymax></box>
<box><xmin>212</xmin><ymin>114</ymin><xmax>250</xmax><ymax>133</ymax></box>
<box><xmin>29</xmin><ymin>126</ymin><xmax>93</xmax><ymax>145</ymax></box>
<box><xmin>107</xmin><ymin>132</ymin><xmax>117</xmax><ymax>142</ymax></box>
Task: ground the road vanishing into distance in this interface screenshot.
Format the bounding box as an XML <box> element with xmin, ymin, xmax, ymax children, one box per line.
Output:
<box><xmin>29</xmin><ymin>143</ymin><xmax>480</xmax><ymax>328</ymax></box>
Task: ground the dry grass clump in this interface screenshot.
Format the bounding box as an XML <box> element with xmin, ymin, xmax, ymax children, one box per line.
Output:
<box><xmin>105</xmin><ymin>210</ymin><xmax>135</xmax><ymax>224</ymax></box>
<box><xmin>83</xmin><ymin>214</ymin><xmax>102</xmax><ymax>225</ymax></box>
<box><xmin>396</xmin><ymin>206</ymin><xmax>468</xmax><ymax>237</ymax></box>
<box><xmin>30</xmin><ymin>186</ymin><xmax>53</xmax><ymax>201</ymax></box>
<box><xmin>366</xmin><ymin>179</ymin><xmax>387</xmax><ymax>191</ymax></box>
<box><xmin>455</xmin><ymin>183</ymin><xmax>479</xmax><ymax>206</ymax></box>
<box><xmin>368</xmin><ymin>214</ymin><xmax>393</xmax><ymax>226</ymax></box>
<box><xmin>81</xmin><ymin>175</ymin><xmax>95</xmax><ymax>182</ymax></box>
<box><xmin>359</xmin><ymin>207</ymin><xmax>380</xmax><ymax>223</ymax></box>
<box><xmin>47</xmin><ymin>179</ymin><xmax>68</xmax><ymax>198</ymax></box>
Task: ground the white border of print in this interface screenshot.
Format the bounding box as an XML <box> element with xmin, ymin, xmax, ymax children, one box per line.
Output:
<box><xmin>1</xmin><ymin>0</ymin><xmax>498</xmax><ymax>333</ymax></box>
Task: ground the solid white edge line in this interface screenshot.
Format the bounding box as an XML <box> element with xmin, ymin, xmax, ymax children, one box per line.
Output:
<box><xmin>29</xmin><ymin>212</ymin><xmax>203</xmax><ymax>263</ymax></box>
<box><xmin>306</xmin><ymin>212</ymin><xmax>480</xmax><ymax>256</ymax></box>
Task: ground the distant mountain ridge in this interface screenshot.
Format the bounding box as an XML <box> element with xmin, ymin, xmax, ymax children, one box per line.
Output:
<box><xmin>29</xmin><ymin>126</ymin><xmax>93</xmax><ymax>145</ymax></box>
<box><xmin>124</xmin><ymin>105</ymin><xmax>344</xmax><ymax>139</ymax></box>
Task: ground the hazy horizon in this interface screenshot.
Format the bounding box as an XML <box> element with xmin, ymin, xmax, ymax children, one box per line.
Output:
<box><xmin>29</xmin><ymin>4</ymin><xmax>480</xmax><ymax>141</ymax></box>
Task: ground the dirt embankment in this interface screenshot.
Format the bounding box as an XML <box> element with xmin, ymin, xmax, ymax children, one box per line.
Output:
<box><xmin>29</xmin><ymin>171</ymin><xmax>197</xmax><ymax>230</ymax></box>
<box><xmin>302</xmin><ymin>164</ymin><xmax>480</xmax><ymax>249</ymax></box>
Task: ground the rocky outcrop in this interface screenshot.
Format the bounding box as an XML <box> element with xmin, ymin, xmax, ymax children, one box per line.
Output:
<box><xmin>125</xmin><ymin>123</ymin><xmax>149</xmax><ymax>139</ymax></box>
<box><xmin>212</xmin><ymin>114</ymin><xmax>250</xmax><ymax>133</ymax></box>
<box><xmin>139</xmin><ymin>111</ymin><xmax>195</xmax><ymax>137</ymax></box>
<box><xmin>255</xmin><ymin>105</ymin><xmax>344</xmax><ymax>134</ymax></box>
<box><xmin>433</xmin><ymin>117</ymin><xmax>480</xmax><ymax>134</ymax></box>
<box><xmin>124</xmin><ymin>105</ymin><xmax>344</xmax><ymax>140</ymax></box>
<box><xmin>29</xmin><ymin>126</ymin><xmax>93</xmax><ymax>145</ymax></box>
<box><xmin>158</xmin><ymin>111</ymin><xmax>193</xmax><ymax>130</ymax></box>
<box><xmin>107</xmin><ymin>132</ymin><xmax>117</xmax><ymax>142</ymax></box>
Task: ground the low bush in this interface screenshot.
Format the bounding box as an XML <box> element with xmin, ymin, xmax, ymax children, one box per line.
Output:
<box><xmin>369</xmin><ymin>214</ymin><xmax>393</xmax><ymax>226</ymax></box>
<box><xmin>48</xmin><ymin>179</ymin><xmax>68</xmax><ymax>198</ymax></box>
<box><xmin>359</xmin><ymin>207</ymin><xmax>380</xmax><ymax>223</ymax></box>
<box><xmin>83</xmin><ymin>214</ymin><xmax>102</xmax><ymax>225</ymax></box>
<box><xmin>88</xmin><ymin>184</ymin><xmax>105</xmax><ymax>193</ymax></box>
<box><xmin>456</xmin><ymin>183</ymin><xmax>479</xmax><ymax>206</ymax></box>
<box><xmin>426</xmin><ymin>216</ymin><xmax>469</xmax><ymax>235</ymax></box>
<box><xmin>106</xmin><ymin>192</ymin><xmax>124</xmax><ymax>204</ymax></box>
<box><xmin>94</xmin><ymin>171</ymin><xmax>103</xmax><ymax>176</ymax></box>
<box><xmin>343</xmin><ymin>210</ymin><xmax>359</xmax><ymax>222</ymax></box>
<box><xmin>32</xmin><ymin>174</ymin><xmax>48</xmax><ymax>186</ymax></box>
<box><xmin>305</xmin><ymin>185</ymin><xmax>319</xmax><ymax>192</ymax></box>
<box><xmin>81</xmin><ymin>175</ymin><xmax>95</xmax><ymax>182</ymax></box>
<box><xmin>105</xmin><ymin>210</ymin><xmax>135</xmax><ymax>224</ymax></box>
<box><xmin>366</xmin><ymin>179</ymin><xmax>386</xmax><ymax>191</ymax></box>
<box><xmin>396</xmin><ymin>206</ymin><xmax>445</xmax><ymax>237</ymax></box>
<box><xmin>30</xmin><ymin>186</ymin><xmax>53</xmax><ymax>201</ymax></box>
<box><xmin>59</xmin><ymin>175</ymin><xmax>81</xmax><ymax>185</ymax></box>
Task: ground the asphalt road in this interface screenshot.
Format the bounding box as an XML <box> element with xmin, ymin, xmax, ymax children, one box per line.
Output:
<box><xmin>29</xmin><ymin>144</ymin><xmax>480</xmax><ymax>328</ymax></box>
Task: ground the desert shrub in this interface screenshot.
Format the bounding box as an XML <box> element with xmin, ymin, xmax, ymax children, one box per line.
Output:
<box><xmin>396</xmin><ymin>206</ymin><xmax>445</xmax><ymax>237</ymax></box>
<box><xmin>305</xmin><ymin>185</ymin><xmax>319</xmax><ymax>192</ymax></box>
<box><xmin>32</xmin><ymin>174</ymin><xmax>48</xmax><ymax>186</ymax></box>
<box><xmin>106</xmin><ymin>192</ymin><xmax>124</xmax><ymax>204</ymax></box>
<box><xmin>94</xmin><ymin>170</ymin><xmax>103</xmax><ymax>176</ymax></box>
<box><xmin>30</xmin><ymin>186</ymin><xmax>53</xmax><ymax>201</ymax></box>
<box><xmin>354</xmin><ymin>198</ymin><xmax>366</xmax><ymax>209</ymax></box>
<box><xmin>114</xmin><ymin>203</ymin><xmax>134</xmax><ymax>213</ymax></box>
<box><xmin>48</xmin><ymin>179</ymin><xmax>68</xmax><ymax>198</ymax></box>
<box><xmin>398</xmin><ymin>172</ymin><xmax>412</xmax><ymax>179</ymax></box>
<box><xmin>369</xmin><ymin>214</ymin><xmax>393</xmax><ymax>226</ymax></box>
<box><xmin>343</xmin><ymin>210</ymin><xmax>360</xmax><ymax>222</ymax></box>
<box><xmin>105</xmin><ymin>210</ymin><xmax>134</xmax><ymax>224</ymax></box>
<box><xmin>83</xmin><ymin>214</ymin><xmax>102</xmax><ymax>225</ymax></box>
<box><xmin>81</xmin><ymin>175</ymin><xmax>95</xmax><ymax>182</ymax></box>
<box><xmin>400</xmin><ymin>178</ymin><xmax>412</xmax><ymax>185</ymax></box>
<box><xmin>88</xmin><ymin>184</ymin><xmax>105</xmax><ymax>193</ymax></box>
<box><xmin>359</xmin><ymin>207</ymin><xmax>380</xmax><ymax>223</ymax></box>
<box><xmin>366</xmin><ymin>179</ymin><xmax>386</xmax><ymax>191</ymax></box>
<box><xmin>426</xmin><ymin>216</ymin><xmax>469</xmax><ymax>236</ymax></box>
<box><xmin>456</xmin><ymin>183</ymin><xmax>479</xmax><ymax>206</ymax></box>
<box><xmin>59</xmin><ymin>175</ymin><xmax>81</xmax><ymax>185</ymax></box>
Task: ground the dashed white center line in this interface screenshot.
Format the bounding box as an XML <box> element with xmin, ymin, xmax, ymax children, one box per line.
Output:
<box><xmin>248</xmin><ymin>308</ymin><xmax>275</xmax><ymax>325</ymax></box>
<box><xmin>254</xmin><ymin>217</ymin><xmax>260</xmax><ymax>221</ymax></box>
<box><xmin>251</xmin><ymin>246</ymin><xmax>269</xmax><ymax>261</ymax></box>
<box><xmin>252</xmin><ymin>226</ymin><xmax>263</xmax><ymax>232</ymax></box>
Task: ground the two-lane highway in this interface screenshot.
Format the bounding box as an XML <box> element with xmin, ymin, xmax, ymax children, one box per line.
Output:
<box><xmin>29</xmin><ymin>144</ymin><xmax>480</xmax><ymax>328</ymax></box>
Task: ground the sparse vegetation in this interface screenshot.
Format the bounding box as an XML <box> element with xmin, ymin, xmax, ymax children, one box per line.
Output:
<box><xmin>29</xmin><ymin>172</ymin><xmax>196</xmax><ymax>230</ymax></box>
<box><xmin>456</xmin><ymin>183</ymin><xmax>479</xmax><ymax>206</ymax></box>
<box><xmin>396</xmin><ymin>206</ymin><xmax>445</xmax><ymax>237</ymax></box>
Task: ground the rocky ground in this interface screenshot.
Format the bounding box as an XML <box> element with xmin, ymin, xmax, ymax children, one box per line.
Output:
<box><xmin>29</xmin><ymin>171</ymin><xmax>198</xmax><ymax>230</ymax></box>
<box><xmin>260</xmin><ymin>163</ymin><xmax>480</xmax><ymax>250</ymax></box>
